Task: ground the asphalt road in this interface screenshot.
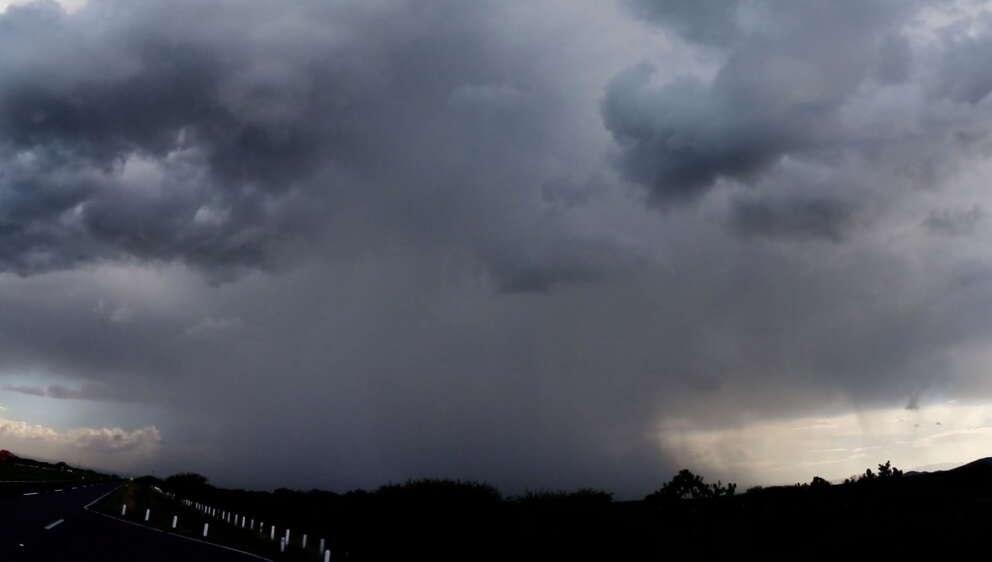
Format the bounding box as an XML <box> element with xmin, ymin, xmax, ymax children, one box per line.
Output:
<box><xmin>1</xmin><ymin>482</ymin><xmax>268</xmax><ymax>561</ymax></box>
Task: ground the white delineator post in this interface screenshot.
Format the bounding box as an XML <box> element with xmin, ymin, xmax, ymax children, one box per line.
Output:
<box><xmin>203</xmin><ymin>523</ymin><xmax>209</xmax><ymax>537</ymax></box>
<box><xmin>270</xmin><ymin>525</ymin><xmax>275</xmax><ymax>540</ymax></box>
<box><xmin>280</xmin><ymin>538</ymin><xmax>286</xmax><ymax>553</ymax></box>
<box><xmin>285</xmin><ymin>529</ymin><xmax>290</xmax><ymax>543</ymax></box>
<box><xmin>144</xmin><ymin>509</ymin><xmax>150</xmax><ymax>522</ymax></box>
<box><xmin>172</xmin><ymin>515</ymin><xmax>178</xmax><ymax>529</ymax></box>
<box><xmin>302</xmin><ymin>534</ymin><xmax>307</xmax><ymax>549</ymax></box>
<box><xmin>324</xmin><ymin>549</ymin><xmax>330</xmax><ymax>562</ymax></box>
<box><xmin>319</xmin><ymin>538</ymin><xmax>325</xmax><ymax>553</ymax></box>
<box><xmin>121</xmin><ymin>504</ymin><xmax>127</xmax><ymax>516</ymax></box>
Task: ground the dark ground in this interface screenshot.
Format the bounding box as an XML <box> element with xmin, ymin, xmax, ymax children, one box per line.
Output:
<box><xmin>7</xmin><ymin>460</ymin><xmax>992</xmax><ymax>560</ymax></box>
<box><xmin>0</xmin><ymin>482</ymin><xmax>267</xmax><ymax>561</ymax></box>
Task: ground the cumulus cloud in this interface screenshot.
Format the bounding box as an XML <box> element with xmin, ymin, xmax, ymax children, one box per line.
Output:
<box><xmin>62</xmin><ymin>425</ymin><xmax>161</xmax><ymax>453</ymax></box>
<box><xmin>605</xmin><ymin>0</ymin><xmax>992</xmax><ymax>224</ymax></box>
<box><xmin>0</xmin><ymin>416</ymin><xmax>160</xmax><ymax>469</ymax></box>
<box><xmin>0</xmin><ymin>0</ymin><xmax>631</xmax><ymax>290</ymax></box>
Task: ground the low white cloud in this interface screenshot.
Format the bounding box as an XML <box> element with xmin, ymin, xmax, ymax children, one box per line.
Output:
<box><xmin>63</xmin><ymin>425</ymin><xmax>161</xmax><ymax>453</ymax></box>
<box><xmin>0</xmin><ymin>416</ymin><xmax>161</xmax><ymax>472</ymax></box>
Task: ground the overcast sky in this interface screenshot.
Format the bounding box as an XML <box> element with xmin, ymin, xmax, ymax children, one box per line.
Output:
<box><xmin>3</xmin><ymin>0</ymin><xmax>992</xmax><ymax>497</ymax></box>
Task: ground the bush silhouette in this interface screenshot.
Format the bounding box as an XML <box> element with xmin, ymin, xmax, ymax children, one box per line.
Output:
<box><xmin>164</xmin><ymin>472</ymin><xmax>210</xmax><ymax>496</ymax></box>
<box><xmin>843</xmin><ymin>461</ymin><xmax>903</xmax><ymax>485</ymax></box>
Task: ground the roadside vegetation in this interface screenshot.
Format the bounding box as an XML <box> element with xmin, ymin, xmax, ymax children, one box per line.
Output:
<box><xmin>100</xmin><ymin>457</ymin><xmax>992</xmax><ymax>560</ymax></box>
<box><xmin>0</xmin><ymin>450</ymin><xmax>114</xmax><ymax>496</ymax></box>
<box><xmin>92</xmin><ymin>481</ymin><xmax>313</xmax><ymax>561</ymax></box>
<box><xmin>13</xmin><ymin>452</ymin><xmax>991</xmax><ymax>559</ymax></box>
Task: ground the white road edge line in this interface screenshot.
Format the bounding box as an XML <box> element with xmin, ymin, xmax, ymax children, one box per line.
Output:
<box><xmin>83</xmin><ymin>484</ymin><xmax>273</xmax><ymax>562</ymax></box>
<box><xmin>44</xmin><ymin>519</ymin><xmax>64</xmax><ymax>530</ymax></box>
<box><xmin>23</xmin><ymin>492</ymin><xmax>38</xmax><ymax>496</ymax></box>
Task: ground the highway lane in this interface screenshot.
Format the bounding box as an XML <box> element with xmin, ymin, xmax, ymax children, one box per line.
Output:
<box><xmin>1</xmin><ymin>482</ymin><xmax>268</xmax><ymax>561</ymax></box>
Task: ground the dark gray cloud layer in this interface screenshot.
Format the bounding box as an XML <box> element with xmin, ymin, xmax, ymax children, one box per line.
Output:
<box><xmin>2</xmin><ymin>0</ymin><xmax>992</xmax><ymax>495</ymax></box>
<box><xmin>0</xmin><ymin>0</ymin><xmax>625</xmax><ymax>289</ymax></box>
<box><xmin>2</xmin><ymin>383</ymin><xmax>122</xmax><ymax>401</ymax></box>
<box><xmin>730</xmin><ymin>194</ymin><xmax>855</xmax><ymax>241</ymax></box>
<box><xmin>606</xmin><ymin>0</ymin><xmax>992</xmax><ymax>216</ymax></box>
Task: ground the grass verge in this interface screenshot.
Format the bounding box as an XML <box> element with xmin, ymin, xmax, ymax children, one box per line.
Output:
<box><xmin>90</xmin><ymin>483</ymin><xmax>332</xmax><ymax>561</ymax></box>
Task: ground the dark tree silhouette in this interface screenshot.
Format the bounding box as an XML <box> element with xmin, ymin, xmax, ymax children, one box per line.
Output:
<box><xmin>843</xmin><ymin>461</ymin><xmax>903</xmax><ymax>485</ymax></box>
<box><xmin>810</xmin><ymin>476</ymin><xmax>831</xmax><ymax>488</ymax></box>
<box><xmin>876</xmin><ymin>461</ymin><xmax>903</xmax><ymax>479</ymax></box>
<box><xmin>645</xmin><ymin>469</ymin><xmax>736</xmax><ymax>503</ymax></box>
<box><xmin>165</xmin><ymin>472</ymin><xmax>210</xmax><ymax>495</ymax></box>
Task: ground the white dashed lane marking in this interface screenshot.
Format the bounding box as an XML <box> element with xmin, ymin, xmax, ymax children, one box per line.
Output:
<box><xmin>44</xmin><ymin>519</ymin><xmax>64</xmax><ymax>530</ymax></box>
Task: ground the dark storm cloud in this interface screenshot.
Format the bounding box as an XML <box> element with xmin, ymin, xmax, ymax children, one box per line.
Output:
<box><xmin>5</xmin><ymin>0</ymin><xmax>992</xmax><ymax>497</ymax></box>
<box><xmin>730</xmin><ymin>194</ymin><xmax>854</xmax><ymax>242</ymax></box>
<box><xmin>0</xmin><ymin>0</ymin><xmax>620</xmax><ymax>288</ymax></box>
<box><xmin>924</xmin><ymin>206</ymin><xmax>986</xmax><ymax>237</ymax></box>
<box><xmin>0</xmin><ymin>0</ymin><xmax>676</xmax><ymax>494</ymax></box>
<box><xmin>605</xmin><ymin>0</ymin><xmax>992</xmax><ymax>217</ymax></box>
<box><xmin>625</xmin><ymin>0</ymin><xmax>742</xmax><ymax>47</ymax></box>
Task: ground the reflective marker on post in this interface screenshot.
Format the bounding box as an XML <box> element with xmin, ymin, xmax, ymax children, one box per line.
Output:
<box><xmin>302</xmin><ymin>534</ymin><xmax>307</xmax><ymax>549</ymax></box>
<box><xmin>203</xmin><ymin>523</ymin><xmax>209</xmax><ymax>537</ymax></box>
<box><xmin>172</xmin><ymin>515</ymin><xmax>178</xmax><ymax>529</ymax></box>
<box><xmin>280</xmin><ymin>538</ymin><xmax>286</xmax><ymax>553</ymax></box>
<box><xmin>324</xmin><ymin>549</ymin><xmax>330</xmax><ymax>562</ymax></box>
<box><xmin>319</xmin><ymin>538</ymin><xmax>325</xmax><ymax>553</ymax></box>
<box><xmin>121</xmin><ymin>504</ymin><xmax>127</xmax><ymax>516</ymax></box>
<box><xmin>270</xmin><ymin>525</ymin><xmax>275</xmax><ymax>540</ymax></box>
<box><xmin>145</xmin><ymin>509</ymin><xmax>150</xmax><ymax>522</ymax></box>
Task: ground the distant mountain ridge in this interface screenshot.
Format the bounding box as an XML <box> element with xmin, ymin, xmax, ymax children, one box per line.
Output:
<box><xmin>904</xmin><ymin>457</ymin><xmax>992</xmax><ymax>477</ymax></box>
<box><xmin>951</xmin><ymin>456</ymin><xmax>992</xmax><ymax>471</ymax></box>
